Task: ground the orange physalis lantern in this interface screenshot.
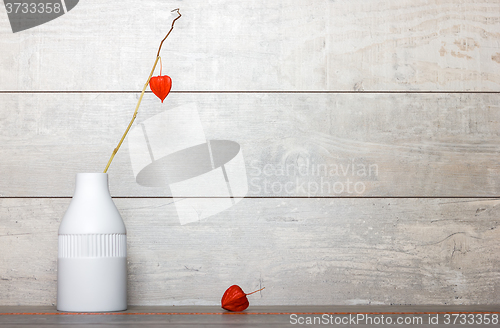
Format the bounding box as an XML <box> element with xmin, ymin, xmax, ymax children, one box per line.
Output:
<box><xmin>221</xmin><ymin>285</ymin><xmax>265</xmax><ymax>312</ymax></box>
<box><xmin>149</xmin><ymin>57</ymin><xmax>172</xmax><ymax>103</ymax></box>
<box><xmin>149</xmin><ymin>75</ymin><xmax>172</xmax><ymax>103</ymax></box>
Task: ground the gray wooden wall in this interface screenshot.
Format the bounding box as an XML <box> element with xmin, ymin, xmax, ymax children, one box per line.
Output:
<box><xmin>1</xmin><ymin>0</ymin><xmax>499</xmax><ymax>306</ymax></box>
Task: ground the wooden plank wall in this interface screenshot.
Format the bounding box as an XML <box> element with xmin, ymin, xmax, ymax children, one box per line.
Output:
<box><xmin>1</xmin><ymin>0</ymin><xmax>499</xmax><ymax>306</ymax></box>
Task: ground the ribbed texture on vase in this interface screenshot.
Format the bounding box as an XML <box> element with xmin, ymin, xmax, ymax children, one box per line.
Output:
<box><xmin>58</xmin><ymin>234</ymin><xmax>127</xmax><ymax>258</ymax></box>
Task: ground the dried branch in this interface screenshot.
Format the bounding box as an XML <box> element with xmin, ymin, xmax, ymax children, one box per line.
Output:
<box><xmin>104</xmin><ymin>9</ymin><xmax>182</xmax><ymax>173</ymax></box>
<box><xmin>157</xmin><ymin>9</ymin><xmax>182</xmax><ymax>57</ymax></box>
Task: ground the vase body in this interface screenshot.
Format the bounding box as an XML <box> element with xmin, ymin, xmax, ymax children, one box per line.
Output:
<box><xmin>57</xmin><ymin>173</ymin><xmax>127</xmax><ymax>312</ymax></box>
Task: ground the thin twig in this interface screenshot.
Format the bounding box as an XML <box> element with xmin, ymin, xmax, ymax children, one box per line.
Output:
<box><xmin>157</xmin><ymin>9</ymin><xmax>182</xmax><ymax>57</ymax></box>
<box><xmin>104</xmin><ymin>9</ymin><xmax>182</xmax><ymax>173</ymax></box>
<box><xmin>246</xmin><ymin>287</ymin><xmax>265</xmax><ymax>296</ymax></box>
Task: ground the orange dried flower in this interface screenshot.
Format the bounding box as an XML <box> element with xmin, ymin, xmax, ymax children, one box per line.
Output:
<box><xmin>221</xmin><ymin>285</ymin><xmax>265</xmax><ymax>312</ymax></box>
<box><xmin>149</xmin><ymin>75</ymin><xmax>172</xmax><ymax>103</ymax></box>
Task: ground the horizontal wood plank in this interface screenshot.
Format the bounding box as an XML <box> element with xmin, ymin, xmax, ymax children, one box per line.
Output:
<box><xmin>0</xmin><ymin>307</ymin><xmax>499</xmax><ymax>327</ymax></box>
<box><xmin>0</xmin><ymin>0</ymin><xmax>499</xmax><ymax>91</ymax></box>
<box><xmin>0</xmin><ymin>93</ymin><xmax>499</xmax><ymax>197</ymax></box>
<box><xmin>0</xmin><ymin>197</ymin><xmax>498</xmax><ymax>305</ymax></box>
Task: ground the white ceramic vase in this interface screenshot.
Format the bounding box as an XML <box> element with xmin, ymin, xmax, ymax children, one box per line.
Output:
<box><xmin>57</xmin><ymin>173</ymin><xmax>127</xmax><ymax>312</ymax></box>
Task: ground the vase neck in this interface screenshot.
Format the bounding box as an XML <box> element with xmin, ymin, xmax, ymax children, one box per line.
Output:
<box><xmin>73</xmin><ymin>173</ymin><xmax>111</xmax><ymax>199</ymax></box>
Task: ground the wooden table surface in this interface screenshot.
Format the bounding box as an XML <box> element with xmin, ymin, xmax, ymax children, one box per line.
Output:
<box><xmin>0</xmin><ymin>305</ymin><xmax>498</xmax><ymax>327</ymax></box>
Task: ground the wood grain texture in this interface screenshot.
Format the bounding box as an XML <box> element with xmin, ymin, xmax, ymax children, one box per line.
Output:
<box><xmin>1</xmin><ymin>0</ymin><xmax>499</xmax><ymax>308</ymax></box>
<box><xmin>2</xmin><ymin>304</ymin><xmax>499</xmax><ymax>313</ymax></box>
<box><xmin>0</xmin><ymin>307</ymin><xmax>499</xmax><ymax>327</ymax></box>
<box><xmin>0</xmin><ymin>93</ymin><xmax>499</xmax><ymax>197</ymax></box>
<box><xmin>0</xmin><ymin>0</ymin><xmax>499</xmax><ymax>91</ymax></box>
<box><xmin>0</xmin><ymin>197</ymin><xmax>498</xmax><ymax>306</ymax></box>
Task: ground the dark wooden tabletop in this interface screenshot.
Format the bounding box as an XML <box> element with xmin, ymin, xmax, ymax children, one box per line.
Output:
<box><xmin>0</xmin><ymin>305</ymin><xmax>498</xmax><ymax>327</ymax></box>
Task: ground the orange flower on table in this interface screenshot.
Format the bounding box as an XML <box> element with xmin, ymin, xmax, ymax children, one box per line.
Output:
<box><xmin>221</xmin><ymin>285</ymin><xmax>265</xmax><ymax>312</ymax></box>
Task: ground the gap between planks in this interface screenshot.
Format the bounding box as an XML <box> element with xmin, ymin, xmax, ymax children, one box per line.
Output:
<box><xmin>0</xmin><ymin>91</ymin><xmax>499</xmax><ymax>94</ymax></box>
<box><xmin>1</xmin><ymin>196</ymin><xmax>500</xmax><ymax>199</ymax></box>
